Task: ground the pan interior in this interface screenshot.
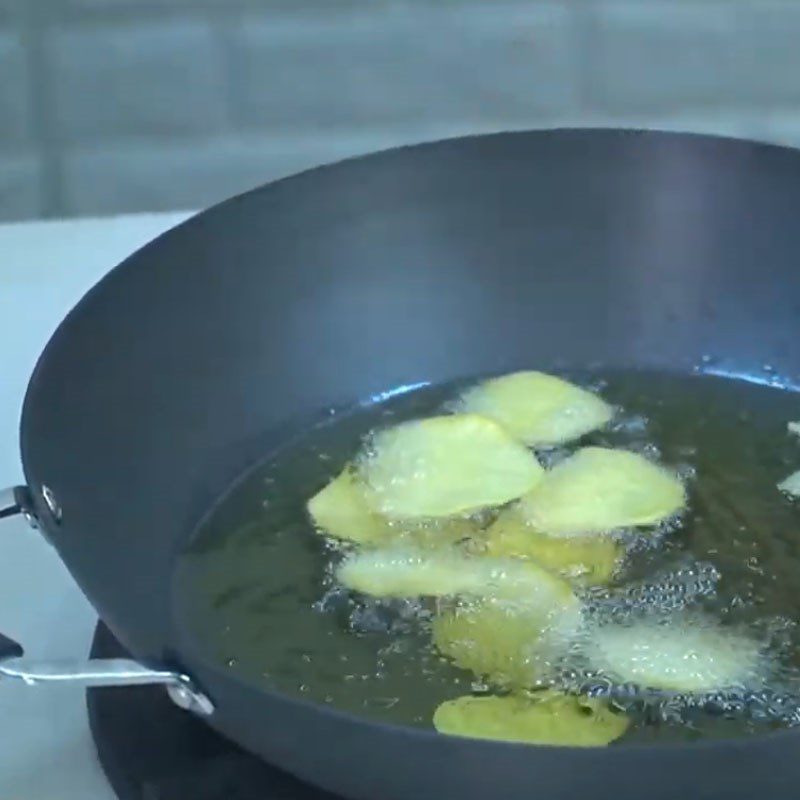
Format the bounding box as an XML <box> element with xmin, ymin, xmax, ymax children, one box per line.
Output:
<box><xmin>172</xmin><ymin>367</ymin><xmax>800</xmax><ymax>745</ymax></box>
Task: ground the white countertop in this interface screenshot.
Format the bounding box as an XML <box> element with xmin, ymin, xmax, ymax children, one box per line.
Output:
<box><xmin>0</xmin><ymin>211</ymin><xmax>192</xmax><ymax>799</ymax></box>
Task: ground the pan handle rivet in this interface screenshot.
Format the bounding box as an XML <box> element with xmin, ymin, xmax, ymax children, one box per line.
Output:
<box><xmin>41</xmin><ymin>485</ymin><xmax>62</xmax><ymax>523</ymax></box>
<box><xmin>167</xmin><ymin>678</ymin><xmax>215</xmax><ymax>716</ymax></box>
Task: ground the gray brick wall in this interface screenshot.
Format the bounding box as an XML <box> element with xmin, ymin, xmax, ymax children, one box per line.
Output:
<box><xmin>0</xmin><ymin>33</ymin><xmax>30</xmax><ymax>146</ymax></box>
<box><xmin>50</xmin><ymin>20</ymin><xmax>229</xmax><ymax>141</ymax></box>
<box><xmin>1</xmin><ymin>0</ymin><xmax>800</xmax><ymax>221</ymax></box>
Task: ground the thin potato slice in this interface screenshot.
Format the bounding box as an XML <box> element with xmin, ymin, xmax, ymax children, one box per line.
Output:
<box><xmin>433</xmin><ymin>692</ymin><xmax>629</xmax><ymax>746</ymax></box>
<box><xmin>456</xmin><ymin>371</ymin><xmax>613</xmax><ymax>446</ymax></box>
<box><xmin>518</xmin><ymin>447</ymin><xmax>685</xmax><ymax>538</ymax></box>
<box><xmin>360</xmin><ymin>414</ymin><xmax>543</xmax><ymax>519</ymax></box>
<box><xmin>308</xmin><ymin>469</ymin><xmax>481</xmax><ymax>548</ymax></box>
<box><xmin>433</xmin><ymin>597</ymin><xmax>581</xmax><ymax>688</ymax></box>
<box><xmin>307</xmin><ymin>469</ymin><xmax>394</xmax><ymax>545</ymax></box>
<box><xmin>336</xmin><ymin>548</ymin><xmax>580</xmax><ymax>609</ymax></box>
<box><xmin>485</xmin><ymin>508</ymin><xmax>623</xmax><ymax>585</ymax></box>
<box><xmin>585</xmin><ymin>615</ymin><xmax>766</xmax><ymax>693</ymax></box>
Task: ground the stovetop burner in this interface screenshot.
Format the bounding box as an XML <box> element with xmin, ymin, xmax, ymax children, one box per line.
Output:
<box><xmin>87</xmin><ymin>622</ymin><xmax>338</xmax><ymax>800</ymax></box>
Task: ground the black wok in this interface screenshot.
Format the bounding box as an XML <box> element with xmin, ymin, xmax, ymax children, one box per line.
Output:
<box><xmin>3</xmin><ymin>129</ymin><xmax>800</xmax><ymax>800</ymax></box>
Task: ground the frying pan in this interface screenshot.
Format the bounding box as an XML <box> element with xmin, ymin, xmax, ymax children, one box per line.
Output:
<box><xmin>2</xmin><ymin>129</ymin><xmax>800</xmax><ymax>800</ymax></box>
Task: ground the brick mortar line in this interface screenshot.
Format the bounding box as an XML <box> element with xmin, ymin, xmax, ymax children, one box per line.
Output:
<box><xmin>208</xmin><ymin>7</ymin><xmax>244</xmax><ymax>136</ymax></box>
<box><xmin>49</xmin><ymin>112</ymin><xmax>800</xmax><ymax>153</ymax></box>
<box><xmin>18</xmin><ymin>1</ymin><xmax>486</xmax><ymax>28</ymax></box>
<box><xmin>24</xmin><ymin>0</ymin><xmax>756</xmax><ymax>30</ymax></box>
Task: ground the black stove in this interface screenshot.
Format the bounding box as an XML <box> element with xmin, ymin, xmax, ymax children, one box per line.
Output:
<box><xmin>87</xmin><ymin>622</ymin><xmax>337</xmax><ymax>800</ymax></box>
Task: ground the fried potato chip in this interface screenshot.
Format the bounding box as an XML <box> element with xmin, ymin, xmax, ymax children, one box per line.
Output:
<box><xmin>360</xmin><ymin>414</ymin><xmax>543</xmax><ymax>519</ymax></box>
<box><xmin>433</xmin><ymin>692</ymin><xmax>629</xmax><ymax>746</ymax></box>
<box><xmin>518</xmin><ymin>447</ymin><xmax>684</xmax><ymax>538</ymax></box>
<box><xmin>457</xmin><ymin>371</ymin><xmax>612</xmax><ymax>446</ymax></box>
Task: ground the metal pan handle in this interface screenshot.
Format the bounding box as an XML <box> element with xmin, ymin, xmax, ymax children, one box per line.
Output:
<box><xmin>0</xmin><ymin>485</ymin><xmax>213</xmax><ymax>716</ymax></box>
<box><xmin>0</xmin><ymin>486</ymin><xmax>28</xmax><ymax>521</ymax></box>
